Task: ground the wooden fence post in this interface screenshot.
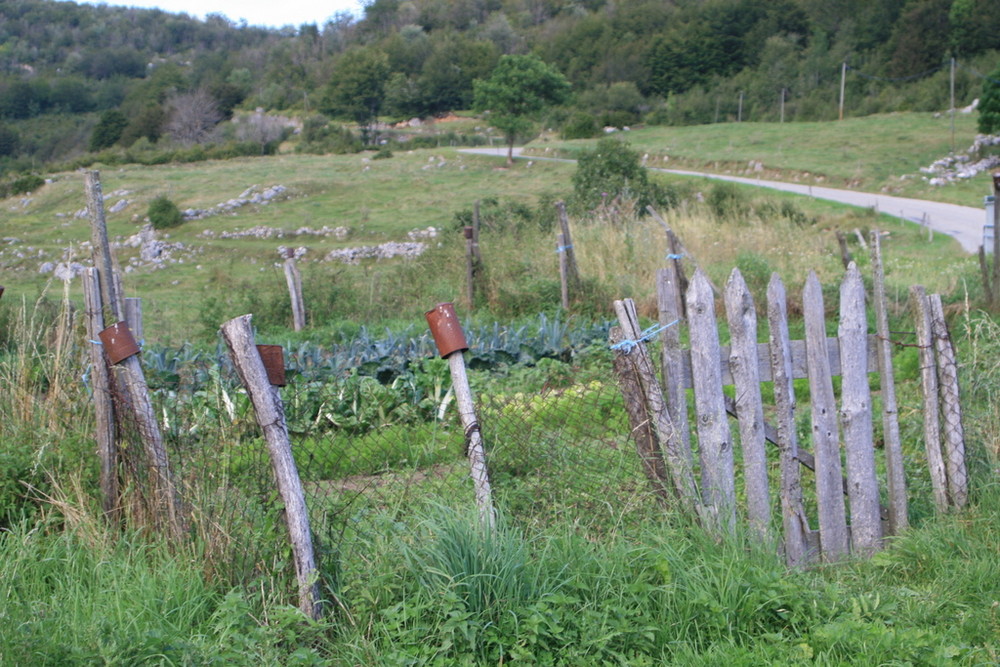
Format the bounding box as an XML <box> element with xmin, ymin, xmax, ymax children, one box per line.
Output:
<box><xmin>724</xmin><ymin>268</ymin><xmax>770</xmax><ymax>540</ymax></box>
<box><xmin>656</xmin><ymin>268</ymin><xmax>691</xmax><ymax>453</ymax></box>
<box><xmin>124</xmin><ymin>297</ymin><xmax>143</xmax><ymax>344</ymax></box>
<box><xmin>992</xmin><ymin>174</ymin><xmax>1000</xmax><ymax>307</ymax></box>
<box><xmin>284</xmin><ymin>257</ymin><xmax>306</xmax><ymax>331</ymax></box>
<box><xmin>85</xmin><ymin>170</ymin><xmax>182</xmax><ymax>539</ymax></box>
<box><xmin>870</xmin><ymin>231</ymin><xmax>908</xmax><ymax>534</ymax></box>
<box><xmin>803</xmin><ymin>271</ymin><xmax>849</xmax><ymax>560</ymax></box>
<box><xmin>555</xmin><ymin>201</ymin><xmax>580</xmax><ymax>296</ymax></box>
<box><xmin>558</xmin><ymin>233</ymin><xmax>570</xmax><ymax>309</ymax></box>
<box><xmin>613</xmin><ymin>298</ymin><xmax>700</xmax><ymax>517</ymax></box>
<box><xmin>426</xmin><ymin>303</ymin><xmax>495</xmax><ymax>529</ymax></box>
<box><xmin>929</xmin><ymin>294</ymin><xmax>968</xmax><ymax>508</ymax></box>
<box><xmin>910</xmin><ymin>286</ymin><xmax>949</xmax><ymax>512</ymax></box>
<box><xmin>610</xmin><ymin>326</ymin><xmax>672</xmax><ymax>506</ymax></box>
<box><xmin>767</xmin><ymin>273</ymin><xmax>811</xmax><ymax>566</ymax></box>
<box><xmin>82</xmin><ymin>268</ymin><xmax>118</xmax><ymax>520</ymax></box>
<box><xmin>220</xmin><ymin>315</ymin><xmax>321</xmax><ymax>619</ymax></box>
<box><xmin>84</xmin><ymin>170</ymin><xmax>123</xmax><ymax>320</ymax></box>
<box><xmin>687</xmin><ymin>269</ymin><xmax>735</xmax><ymax>530</ymax></box>
<box><xmin>838</xmin><ymin>264</ymin><xmax>883</xmax><ymax>555</ymax></box>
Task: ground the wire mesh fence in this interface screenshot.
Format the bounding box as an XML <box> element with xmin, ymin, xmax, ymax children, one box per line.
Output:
<box><xmin>103</xmin><ymin>340</ymin><xmax>664</xmax><ymax>602</ymax></box>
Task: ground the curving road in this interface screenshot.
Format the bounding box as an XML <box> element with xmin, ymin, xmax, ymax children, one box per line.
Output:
<box><xmin>462</xmin><ymin>146</ymin><xmax>987</xmax><ymax>253</ymax></box>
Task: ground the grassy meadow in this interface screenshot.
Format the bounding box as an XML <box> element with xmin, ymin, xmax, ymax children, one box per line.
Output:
<box><xmin>1</xmin><ymin>112</ymin><xmax>999</xmax><ymax>664</ymax></box>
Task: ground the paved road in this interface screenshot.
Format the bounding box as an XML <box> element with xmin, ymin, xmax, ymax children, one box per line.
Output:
<box><xmin>462</xmin><ymin>146</ymin><xmax>987</xmax><ymax>253</ymax></box>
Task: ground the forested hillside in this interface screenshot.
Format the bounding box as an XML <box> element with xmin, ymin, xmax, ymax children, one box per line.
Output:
<box><xmin>1</xmin><ymin>0</ymin><xmax>999</xmax><ymax>180</ymax></box>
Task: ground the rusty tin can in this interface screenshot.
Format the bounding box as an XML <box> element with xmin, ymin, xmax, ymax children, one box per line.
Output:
<box><xmin>425</xmin><ymin>302</ymin><xmax>468</xmax><ymax>358</ymax></box>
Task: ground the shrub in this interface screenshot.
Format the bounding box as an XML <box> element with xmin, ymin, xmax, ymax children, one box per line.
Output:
<box><xmin>571</xmin><ymin>138</ymin><xmax>677</xmax><ymax>214</ymax></box>
<box><xmin>148</xmin><ymin>196</ymin><xmax>184</xmax><ymax>229</ymax></box>
<box><xmin>561</xmin><ymin>112</ymin><xmax>600</xmax><ymax>140</ymax></box>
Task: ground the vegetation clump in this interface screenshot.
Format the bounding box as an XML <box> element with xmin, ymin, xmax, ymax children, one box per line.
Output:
<box><xmin>147</xmin><ymin>195</ymin><xmax>184</xmax><ymax>229</ymax></box>
<box><xmin>571</xmin><ymin>138</ymin><xmax>676</xmax><ymax>214</ymax></box>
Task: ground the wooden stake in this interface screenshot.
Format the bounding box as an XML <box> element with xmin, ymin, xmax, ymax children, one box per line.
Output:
<box><xmin>84</xmin><ymin>170</ymin><xmax>123</xmax><ymax>320</ymax></box>
<box><xmin>221</xmin><ymin>315</ymin><xmax>321</xmax><ymax>618</ymax></box>
<box><xmin>555</xmin><ymin>201</ymin><xmax>580</xmax><ymax>294</ymax></box>
<box><xmin>910</xmin><ymin>286</ymin><xmax>948</xmax><ymax>512</ymax></box>
<box><xmin>83</xmin><ymin>268</ymin><xmax>118</xmax><ymax>520</ymax></box>
<box><xmin>613</xmin><ymin>298</ymin><xmax>700</xmax><ymax>517</ymax></box>
<box><xmin>558</xmin><ymin>233</ymin><xmax>569</xmax><ymax>309</ymax></box>
<box><xmin>838</xmin><ymin>264</ymin><xmax>883</xmax><ymax>555</ymax></box>
<box><xmin>767</xmin><ymin>274</ymin><xmax>810</xmax><ymax>566</ymax></box>
<box><xmin>446</xmin><ymin>348</ymin><xmax>496</xmax><ymax>530</ymax></box>
<box><xmin>869</xmin><ymin>232</ymin><xmax>908</xmax><ymax>533</ymax></box>
<box><xmin>284</xmin><ymin>257</ymin><xmax>306</xmax><ymax>331</ymax></box>
<box><xmin>723</xmin><ymin>268</ymin><xmax>770</xmax><ymax>540</ymax></box>
<box><xmin>124</xmin><ymin>297</ymin><xmax>143</xmax><ymax>344</ymax></box>
<box><xmin>803</xmin><ymin>271</ymin><xmax>848</xmax><ymax>560</ymax></box>
<box><xmin>610</xmin><ymin>326</ymin><xmax>671</xmax><ymax>506</ymax></box>
<box><xmin>928</xmin><ymin>294</ymin><xmax>968</xmax><ymax>508</ymax></box>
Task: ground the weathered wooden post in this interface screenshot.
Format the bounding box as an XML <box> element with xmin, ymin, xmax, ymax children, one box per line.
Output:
<box><xmin>869</xmin><ymin>231</ymin><xmax>908</xmax><ymax>534</ymax></box>
<box><xmin>612</xmin><ymin>298</ymin><xmax>700</xmax><ymax>518</ymax></box>
<box><xmin>838</xmin><ymin>263</ymin><xmax>883</xmax><ymax>556</ymax></box>
<box><xmin>558</xmin><ymin>233</ymin><xmax>570</xmax><ymax>309</ymax></box>
<box><xmin>464</xmin><ymin>226</ymin><xmax>477</xmax><ymax>310</ymax></box>
<box><xmin>220</xmin><ymin>316</ymin><xmax>321</xmax><ymax>619</ymax></box>
<box><xmin>724</xmin><ymin>268</ymin><xmax>770</xmax><ymax>540</ymax></box>
<box><xmin>609</xmin><ymin>326</ymin><xmax>672</xmax><ymax>506</ymax></box>
<box><xmin>425</xmin><ymin>303</ymin><xmax>495</xmax><ymax>529</ymax></box>
<box><xmin>910</xmin><ymin>286</ymin><xmax>949</xmax><ymax>512</ymax></box>
<box><xmin>124</xmin><ymin>297</ymin><xmax>143</xmax><ymax>344</ymax></box>
<box><xmin>803</xmin><ymin>271</ymin><xmax>849</xmax><ymax>560</ymax></box>
<box><xmin>284</xmin><ymin>256</ymin><xmax>306</xmax><ymax>331</ymax></box>
<box><xmin>555</xmin><ymin>201</ymin><xmax>580</xmax><ymax>297</ymax></box>
<box><xmin>993</xmin><ymin>173</ymin><xmax>1000</xmax><ymax>307</ymax></box>
<box><xmin>687</xmin><ymin>269</ymin><xmax>735</xmax><ymax>530</ymax></box>
<box><xmin>85</xmin><ymin>170</ymin><xmax>183</xmax><ymax>540</ymax></box>
<box><xmin>766</xmin><ymin>273</ymin><xmax>810</xmax><ymax>566</ymax></box>
<box><xmin>929</xmin><ymin>294</ymin><xmax>968</xmax><ymax>508</ymax></box>
<box><xmin>82</xmin><ymin>268</ymin><xmax>118</xmax><ymax>520</ymax></box>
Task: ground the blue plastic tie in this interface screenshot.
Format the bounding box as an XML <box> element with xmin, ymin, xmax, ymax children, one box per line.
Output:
<box><xmin>89</xmin><ymin>339</ymin><xmax>102</xmax><ymax>345</ymax></box>
<box><xmin>610</xmin><ymin>320</ymin><xmax>679</xmax><ymax>353</ymax></box>
<box><xmin>556</xmin><ymin>244</ymin><xmax>574</xmax><ymax>253</ymax></box>
<box><xmin>667</xmin><ymin>253</ymin><xmax>685</xmax><ymax>260</ymax></box>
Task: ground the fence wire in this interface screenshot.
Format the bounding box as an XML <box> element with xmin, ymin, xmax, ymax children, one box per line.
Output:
<box><xmin>104</xmin><ymin>349</ymin><xmax>667</xmax><ymax>602</ymax></box>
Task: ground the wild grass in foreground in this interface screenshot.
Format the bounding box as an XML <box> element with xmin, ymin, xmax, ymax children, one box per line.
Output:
<box><xmin>5</xmin><ymin>488</ymin><xmax>993</xmax><ymax>665</ymax></box>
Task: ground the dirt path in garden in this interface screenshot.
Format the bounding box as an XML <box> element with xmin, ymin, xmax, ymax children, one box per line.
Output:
<box><xmin>462</xmin><ymin>146</ymin><xmax>986</xmax><ymax>254</ymax></box>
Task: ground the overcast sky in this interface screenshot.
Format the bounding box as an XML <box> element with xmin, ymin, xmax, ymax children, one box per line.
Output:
<box><xmin>74</xmin><ymin>0</ymin><xmax>366</xmax><ymax>29</ymax></box>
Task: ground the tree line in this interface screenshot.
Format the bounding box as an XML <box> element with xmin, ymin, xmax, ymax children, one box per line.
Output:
<box><xmin>1</xmin><ymin>0</ymin><xmax>999</xmax><ymax>177</ymax></box>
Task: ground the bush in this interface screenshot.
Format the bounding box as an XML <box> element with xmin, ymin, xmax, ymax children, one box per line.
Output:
<box><xmin>571</xmin><ymin>138</ymin><xmax>677</xmax><ymax>215</ymax></box>
<box><xmin>148</xmin><ymin>196</ymin><xmax>184</xmax><ymax>229</ymax></box>
<box><xmin>561</xmin><ymin>112</ymin><xmax>600</xmax><ymax>140</ymax></box>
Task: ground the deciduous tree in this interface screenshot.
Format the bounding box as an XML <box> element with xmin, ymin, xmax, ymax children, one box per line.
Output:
<box><xmin>473</xmin><ymin>54</ymin><xmax>570</xmax><ymax>165</ymax></box>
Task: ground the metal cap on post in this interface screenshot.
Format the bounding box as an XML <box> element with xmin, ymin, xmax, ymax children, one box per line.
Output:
<box><xmin>98</xmin><ymin>321</ymin><xmax>141</xmax><ymax>364</ymax></box>
<box><xmin>425</xmin><ymin>302</ymin><xmax>469</xmax><ymax>358</ymax></box>
<box><xmin>256</xmin><ymin>345</ymin><xmax>287</xmax><ymax>386</ymax></box>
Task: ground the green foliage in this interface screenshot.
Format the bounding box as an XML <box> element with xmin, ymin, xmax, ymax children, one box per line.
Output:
<box><xmin>561</xmin><ymin>111</ymin><xmax>600</xmax><ymax>140</ymax></box>
<box><xmin>0</xmin><ymin>173</ymin><xmax>45</xmax><ymax>198</ymax></box>
<box><xmin>978</xmin><ymin>62</ymin><xmax>1000</xmax><ymax>134</ymax></box>
<box><xmin>147</xmin><ymin>195</ymin><xmax>183</xmax><ymax>229</ymax></box>
<box><xmin>571</xmin><ymin>137</ymin><xmax>676</xmax><ymax>214</ymax></box>
<box><xmin>473</xmin><ymin>54</ymin><xmax>571</xmax><ymax>162</ymax></box>
<box><xmin>88</xmin><ymin>109</ymin><xmax>128</xmax><ymax>151</ymax></box>
<box><xmin>320</xmin><ymin>46</ymin><xmax>390</xmax><ymax>143</ymax></box>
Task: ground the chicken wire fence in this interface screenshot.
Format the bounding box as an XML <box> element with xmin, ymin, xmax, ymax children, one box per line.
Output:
<box><xmin>102</xmin><ymin>342</ymin><xmax>662</xmax><ymax>600</ymax></box>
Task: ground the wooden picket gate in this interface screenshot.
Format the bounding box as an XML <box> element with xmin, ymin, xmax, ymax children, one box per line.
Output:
<box><xmin>611</xmin><ymin>232</ymin><xmax>967</xmax><ymax>565</ymax></box>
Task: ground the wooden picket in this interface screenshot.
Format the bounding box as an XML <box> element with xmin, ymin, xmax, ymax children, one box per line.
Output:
<box><xmin>612</xmin><ymin>241</ymin><xmax>968</xmax><ymax>565</ymax></box>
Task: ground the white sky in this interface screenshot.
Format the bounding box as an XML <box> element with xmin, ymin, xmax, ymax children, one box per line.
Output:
<box><xmin>74</xmin><ymin>0</ymin><xmax>366</xmax><ymax>29</ymax></box>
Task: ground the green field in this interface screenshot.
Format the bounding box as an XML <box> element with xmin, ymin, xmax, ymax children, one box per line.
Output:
<box><xmin>1</xmin><ymin>112</ymin><xmax>999</xmax><ymax>664</ymax></box>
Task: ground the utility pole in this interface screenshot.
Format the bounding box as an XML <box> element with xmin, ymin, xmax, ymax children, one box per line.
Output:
<box><xmin>839</xmin><ymin>62</ymin><xmax>847</xmax><ymax>121</ymax></box>
<box><xmin>950</xmin><ymin>57</ymin><xmax>956</xmax><ymax>154</ymax></box>
<box><xmin>738</xmin><ymin>91</ymin><xmax>744</xmax><ymax>122</ymax></box>
<box><xmin>780</xmin><ymin>88</ymin><xmax>786</xmax><ymax>123</ymax></box>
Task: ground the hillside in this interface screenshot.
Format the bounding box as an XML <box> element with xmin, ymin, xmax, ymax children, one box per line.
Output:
<box><xmin>2</xmin><ymin>0</ymin><xmax>1000</xmax><ymax>181</ymax></box>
